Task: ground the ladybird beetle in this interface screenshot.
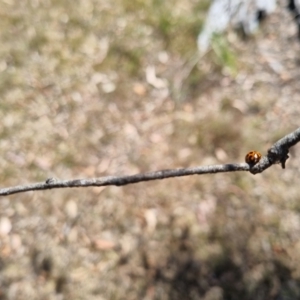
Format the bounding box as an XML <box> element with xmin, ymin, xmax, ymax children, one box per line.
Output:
<box><xmin>245</xmin><ymin>151</ymin><xmax>262</xmax><ymax>165</ymax></box>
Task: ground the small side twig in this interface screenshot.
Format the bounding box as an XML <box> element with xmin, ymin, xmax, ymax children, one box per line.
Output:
<box><xmin>0</xmin><ymin>127</ymin><xmax>299</xmax><ymax>197</ymax></box>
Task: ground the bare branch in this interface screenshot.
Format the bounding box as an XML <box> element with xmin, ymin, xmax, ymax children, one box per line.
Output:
<box><xmin>0</xmin><ymin>127</ymin><xmax>299</xmax><ymax>196</ymax></box>
<box><xmin>251</xmin><ymin>127</ymin><xmax>300</xmax><ymax>174</ymax></box>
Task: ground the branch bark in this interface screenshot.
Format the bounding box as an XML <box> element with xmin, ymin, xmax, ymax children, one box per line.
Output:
<box><xmin>0</xmin><ymin>127</ymin><xmax>299</xmax><ymax>197</ymax></box>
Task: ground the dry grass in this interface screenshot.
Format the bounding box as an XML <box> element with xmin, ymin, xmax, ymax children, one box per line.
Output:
<box><xmin>0</xmin><ymin>0</ymin><xmax>300</xmax><ymax>299</ymax></box>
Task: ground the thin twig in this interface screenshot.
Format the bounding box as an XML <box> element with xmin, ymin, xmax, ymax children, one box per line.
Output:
<box><xmin>0</xmin><ymin>127</ymin><xmax>299</xmax><ymax>196</ymax></box>
<box><xmin>0</xmin><ymin>164</ymin><xmax>249</xmax><ymax>196</ymax></box>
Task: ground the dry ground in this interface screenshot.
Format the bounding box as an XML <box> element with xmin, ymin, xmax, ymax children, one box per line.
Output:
<box><xmin>0</xmin><ymin>0</ymin><xmax>300</xmax><ymax>299</ymax></box>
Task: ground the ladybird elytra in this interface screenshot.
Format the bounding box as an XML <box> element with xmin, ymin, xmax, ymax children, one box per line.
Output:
<box><xmin>245</xmin><ymin>151</ymin><xmax>262</xmax><ymax>165</ymax></box>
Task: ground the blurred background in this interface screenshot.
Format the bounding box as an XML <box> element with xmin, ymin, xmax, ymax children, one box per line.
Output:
<box><xmin>0</xmin><ymin>0</ymin><xmax>300</xmax><ymax>299</ymax></box>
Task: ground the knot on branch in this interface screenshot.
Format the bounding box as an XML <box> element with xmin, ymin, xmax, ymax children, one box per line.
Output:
<box><xmin>267</xmin><ymin>146</ymin><xmax>289</xmax><ymax>169</ymax></box>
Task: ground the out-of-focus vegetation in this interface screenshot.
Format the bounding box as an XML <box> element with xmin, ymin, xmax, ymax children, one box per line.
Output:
<box><xmin>0</xmin><ymin>0</ymin><xmax>300</xmax><ymax>299</ymax></box>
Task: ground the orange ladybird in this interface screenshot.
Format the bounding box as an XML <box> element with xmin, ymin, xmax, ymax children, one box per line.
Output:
<box><xmin>245</xmin><ymin>151</ymin><xmax>262</xmax><ymax>165</ymax></box>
